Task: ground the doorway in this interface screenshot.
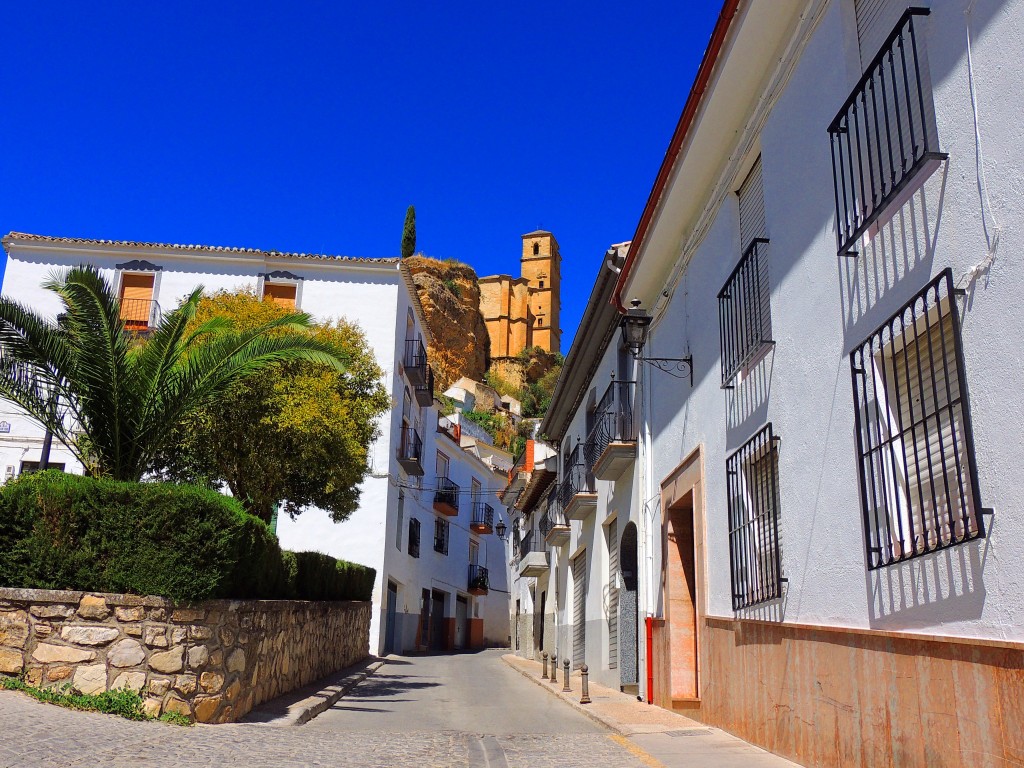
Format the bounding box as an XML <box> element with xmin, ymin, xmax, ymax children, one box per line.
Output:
<box><xmin>431</xmin><ymin>590</ymin><xmax>447</xmax><ymax>651</ymax></box>
<box><xmin>455</xmin><ymin>596</ymin><xmax>468</xmax><ymax>649</ymax></box>
<box><xmin>619</xmin><ymin>522</ymin><xmax>639</xmax><ymax>690</ymax></box>
<box><xmin>385</xmin><ymin>582</ymin><xmax>399</xmax><ymax>655</ymax></box>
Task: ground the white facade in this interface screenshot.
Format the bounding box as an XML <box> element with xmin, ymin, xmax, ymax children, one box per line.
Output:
<box><xmin>0</xmin><ymin>232</ymin><xmax>511</xmax><ymax>655</ymax></box>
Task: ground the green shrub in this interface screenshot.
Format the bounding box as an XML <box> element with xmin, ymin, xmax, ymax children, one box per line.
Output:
<box><xmin>0</xmin><ymin>471</ymin><xmax>374</xmax><ymax>602</ymax></box>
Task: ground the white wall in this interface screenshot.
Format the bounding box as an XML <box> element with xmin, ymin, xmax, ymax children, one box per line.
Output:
<box><xmin>641</xmin><ymin>0</ymin><xmax>1024</xmax><ymax>640</ymax></box>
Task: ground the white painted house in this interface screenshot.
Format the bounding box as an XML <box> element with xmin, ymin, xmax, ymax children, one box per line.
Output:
<box><xmin>521</xmin><ymin>1</ymin><xmax>1024</xmax><ymax>765</ymax></box>
<box><xmin>0</xmin><ymin>232</ymin><xmax>510</xmax><ymax>656</ymax></box>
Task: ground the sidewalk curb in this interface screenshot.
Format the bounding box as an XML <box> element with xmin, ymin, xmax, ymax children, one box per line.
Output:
<box><xmin>501</xmin><ymin>654</ymin><xmax>632</xmax><ymax>737</ymax></box>
<box><xmin>245</xmin><ymin>657</ymin><xmax>386</xmax><ymax>726</ymax></box>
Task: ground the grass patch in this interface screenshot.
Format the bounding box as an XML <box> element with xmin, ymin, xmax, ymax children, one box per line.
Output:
<box><xmin>0</xmin><ymin>676</ymin><xmax>192</xmax><ymax>725</ymax></box>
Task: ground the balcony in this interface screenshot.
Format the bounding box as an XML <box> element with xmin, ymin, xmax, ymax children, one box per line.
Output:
<box><xmin>559</xmin><ymin>443</ymin><xmax>597</xmax><ymax>521</ymax></box>
<box><xmin>517</xmin><ymin>531</ymin><xmax>548</xmax><ymax>578</ymax></box>
<box><xmin>119</xmin><ymin>298</ymin><xmax>161</xmax><ymax>335</ymax></box>
<box><xmin>540</xmin><ymin>487</ymin><xmax>569</xmax><ymax>547</ymax></box>
<box><xmin>470</xmin><ymin>501</ymin><xmax>494</xmax><ymax>534</ymax></box>
<box><xmin>468</xmin><ymin>564</ymin><xmax>489</xmax><ymax>596</ymax></box>
<box><xmin>403</xmin><ymin>339</ymin><xmax>429</xmax><ymax>387</ymax></box>
<box><xmin>828</xmin><ymin>8</ymin><xmax>944</xmax><ymax>257</ymax></box>
<box><xmin>414</xmin><ymin>363</ymin><xmax>434</xmax><ymax>406</ymax></box>
<box><xmin>397</xmin><ymin>426</ymin><xmax>424</xmax><ymax>476</ymax></box>
<box><xmin>585</xmin><ymin>380</ymin><xmax>636</xmax><ymax>481</ymax></box>
<box><xmin>433</xmin><ymin>477</ymin><xmax>460</xmax><ymax>517</ymax></box>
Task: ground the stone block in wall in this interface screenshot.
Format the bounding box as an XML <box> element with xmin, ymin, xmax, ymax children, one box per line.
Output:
<box><xmin>0</xmin><ymin>588</ymin><xmax>371</xmax><ymax>724</ymax></box>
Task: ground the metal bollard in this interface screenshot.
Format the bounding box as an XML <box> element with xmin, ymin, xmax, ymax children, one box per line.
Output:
<box><xmin>580</xmin><ymin>664</ymin><xmax>591</xmax><ymax>704</ymax></box>
<box><xmin>562</xmin><ymin>658</ymin><xmax>571</xmax><ymax>692</ymax></box>
<box><xmin>541</xmin><ymin>652</ymin><xmax>548</xmax><ymax>679</ymax></box>
<box><xmin>550</xmin><ymin>655</ymin><xmax>558</xmax><ymax>685</ymax></box>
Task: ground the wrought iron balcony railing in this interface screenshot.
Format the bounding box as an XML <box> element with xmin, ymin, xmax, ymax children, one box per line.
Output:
<box><xmin>433</xmin><ymin>517</ymin><xmax>449</xmax><ymax>555</ymax></box>
<box><xmin>584</xmin><ymin>380</ymin><xmax>636</xmax><ymax>468</ymax></box>
<box><xmin>403</xmin><ymin>338</ymin><xmax>429</xmax><ymax>386</ymax></box>
<box><xmin>468</xmin><ymin>564</ymin><xmax>489</xmax><ymax>594</ymax></box>
<box><xmin>558</xmin><ymin>443</ymin><xmax>594</xmax><ymax>507</ymax></box>
<box><xmin>718</xmin><ymin>238</ymin><xmax>773</xmax><ymax>387</ymax></box>
<box><xmin>433</xmin><ymin>476</ymin><xmax>460</xmax><ymax>515</ymax></box>
<box><xmin>119</xmin><ymin>298</ymin><xmax>161</xmax><ymax>333</ymax></box>
<box><xmin>414</xmin><ymin>363</ymin><xmax>434</xmax><ymax>406</ymax></box>
<box><xmin>397</xmin><ymin>426</ymin><xmax>424</xmax><ymax>476</ymax></box>
<box><xmin>828</xmin><ymin>8</ymin><xmax>944</xmax><ymax>256</ymax></box>
<box><xmin>470</xmin><ymin>501</ymin><xmax>494</xmax><ymax>534</ymax></box>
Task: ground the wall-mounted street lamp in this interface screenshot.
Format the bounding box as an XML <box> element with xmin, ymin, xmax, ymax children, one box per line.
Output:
<box><xmin>620</xmin><ymin>299</ymin><xmax>694</xmax><ymax>386</ymax></box>
<box><xmin>495</xmin><ymin>520</ymin><xmax>508</xmax><ymax>541</ymax></box>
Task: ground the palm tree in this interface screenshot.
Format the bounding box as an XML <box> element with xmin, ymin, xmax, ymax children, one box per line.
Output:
<box><xmin>0</xmin><ymin>265</ymin><xmax>344</xmax><ymax>481</ymax></box>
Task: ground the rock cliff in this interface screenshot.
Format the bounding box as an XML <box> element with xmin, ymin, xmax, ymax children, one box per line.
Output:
<box><xmin>404</xmin><ymin>256</ymin><xmax>489</xmax><ymax>390</ymax></box>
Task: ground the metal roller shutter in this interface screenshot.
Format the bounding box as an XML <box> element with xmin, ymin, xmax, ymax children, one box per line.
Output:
<box><xmin>607</xmin><ymin>519</ymin><xmax>618</xmax><ymax>670</ymax></box>
<box><xmin>856</xmin><ymin>0</ymin><xmax>906</xmax><ymax>66</ymax></box>
<box><xmin>737</xmin><ymin>156</ymin><xmax>765</xmax><ymax>250</ymax></box>
<box><xmin>572</xmin><ymin>551</ymin><xmax>586</xmax><ymax>670</ymax></box>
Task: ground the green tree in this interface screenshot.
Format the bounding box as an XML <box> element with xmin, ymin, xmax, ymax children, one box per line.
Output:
<box><xmin>155</xmin><ymin>289</ymin><xmax>390</xmax><ymax>524</ymax></box>
<box><xmin>0</xmin><ymin>266</ymin><xmax>341</xmax><ymax>481</ymax></box>
<box><xmin>401</xmin><ymin>205</ymin><xmax>416</xmax><ymax>258</ymax></box>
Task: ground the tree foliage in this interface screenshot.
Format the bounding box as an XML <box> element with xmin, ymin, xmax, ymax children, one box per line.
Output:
<box><xmin>154</xmin><ymin>289</ymin><xmax>390</xmax><ymax>524</ymax></box>
<box><xmin>0</xmin><ymin>266</ymin><xmax>341</xmax><ymax>481</ymax></box>
<box><xmin>401</xmin><ymin>205</ymin><xmax>416</xmax><ymax>258</ymax></box>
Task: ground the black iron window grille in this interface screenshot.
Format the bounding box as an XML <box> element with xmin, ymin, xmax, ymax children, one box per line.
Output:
<box><xmin>726</xmin><ymin>425</ymin><xmax>784</xmax><ymax>610</ymax></box>
<box><xmin>558</xmin><ymin>442</ymin><xmax>594</xmax><ymax>507</ymax></box>
<box><xmin>408</xmin><ymin>518</ymin><xmax>420</xmax><ymax>558</ymax></box>
<box><xmin>718</xmin><ymin>238</ymin><xmax>773</xmax><ymax>387</ymax></box>
<box><xmin>434</xmin><ymin>517</ymin><xmax>449</xmax><ymax>555</ymax></box>
<box><xmin>584</xmin><ymin>380</ymin><xmax>636</xmax><ymax>468</ymax></box>
<box><xmin>828</xmin><ymin>8</ymin><xmax>944</xmax><ymax>256</ymax></box>
<box><xmin>850</xmin><ymin>269</ymin><xmax>985</xmax><ymax>569</ymax></box>
<box><xmin>434</xmin><ymin>477</ymin><xmax>460</xmax><ymax>513</ymax></box>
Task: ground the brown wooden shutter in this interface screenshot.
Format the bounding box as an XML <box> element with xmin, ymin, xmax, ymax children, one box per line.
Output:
<box><xmin>263</xmin><ymin>283</ymin><xmax>296</xmax><ymax>308</ymax></box>
<box><xmin>119</xmin><ymin>273</ymin><xmax>154</xmax><ymax>329</ymax></box>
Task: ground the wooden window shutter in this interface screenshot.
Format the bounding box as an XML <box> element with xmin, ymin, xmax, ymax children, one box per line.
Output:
<box><xmin>263</xmin><ymin>283</ymin><xmax>297</xmax><ymax>308</ymax></box>
<box><xmin>119</xmin><ymin>273</ymin><xmax>155</xmax><ymax>328</ymax></box>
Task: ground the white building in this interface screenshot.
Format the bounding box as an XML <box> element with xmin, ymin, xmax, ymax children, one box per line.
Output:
<box><xmin>0</xmin><ymin>232</ymin><xmax>510</xmax><ymax>655</ymax></box>
<box><xmin>523</xmin><ymin>1</ymin><xmax>1024</xmax><ymax>765</ymax></box>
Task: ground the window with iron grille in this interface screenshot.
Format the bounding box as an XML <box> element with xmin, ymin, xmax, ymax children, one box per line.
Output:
<box><xmin>726</xmin><ymin>425</ymin><xmax>783</xmax><ymax>610</ymax></box>
<box><xmin>434</xmin><ymin>517</ymin><xmax>449</xmax><ymax>555</ymax></box>
<box><xmin>718</xmin><ymin>238</ymin><xmax>773</xmax><ymax>387</ymax></box>
<box><xmin>850</xmin><ymin>269</ymin><xmax>985</xmax><ymax>569</ymax></box>
<box><xmin>828</xmin><ymin>7</ymin><xmax>943</xmax><ymax>256</ymax></box>
<box><xmin>408</xmin><ymin>518</ymin><xmax>420</xmax><ymax>558</ymax></box>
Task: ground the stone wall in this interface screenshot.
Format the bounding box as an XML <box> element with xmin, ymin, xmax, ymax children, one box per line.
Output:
<box><xmin>0</xmin><ymin>588</ymin><xmax>370</xmax><ymax>723</ymax></box>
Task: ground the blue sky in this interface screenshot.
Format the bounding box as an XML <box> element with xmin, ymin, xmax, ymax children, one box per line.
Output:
<box><xmin>0</xmin><ymin>2</ymin><xmax>721</xmax><ymax>347</ymax></box>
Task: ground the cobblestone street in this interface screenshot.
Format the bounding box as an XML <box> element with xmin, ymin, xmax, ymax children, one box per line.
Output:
<box><xmin>0</xmin><ymin>650</ymin><xmax>650</xmax><ymax>767</ymax></box>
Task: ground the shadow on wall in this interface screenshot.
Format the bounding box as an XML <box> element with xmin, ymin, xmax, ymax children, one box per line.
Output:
<box><xmin>725</xmin><ymin>348</ymin><xmax>774</xmax><ymax>449</ymax></box>
<box><xmin>838</xmin><ymin>162</ymin><xmax>947</xmax><ymax>352</ymax></box>
<box><xmin>866</xmin><ymin>531</ymin><xmax>991</xmax><ymax>628</ymax></box>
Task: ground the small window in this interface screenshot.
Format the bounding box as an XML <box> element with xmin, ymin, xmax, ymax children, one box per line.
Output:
<box><xmin>434</xmin><ymin>517</ymin><xmax>450</xmax><ymax>555</ymax></box>
<box><xmin>395</xmin><ymin>490</ymin><xmax>405</xmax><ymax>550</ymax></box>
<box><xmin>533</xmin><ymin>242</ymin><xmax>540</xmax><ymax>255</ymax></box>
<box><xmin>850</xmin><ymin>269</ymin><xmax>984</xmax><ymax>568</ymax></box>
<box><xmin>408</xmin><ymin>518</ymin><xmax>421</xmax><ymax>558</ymax></box>
<box><xmin>263</xmin><ymin>283</ymin><xmax>297</xmax><ymax>308</ymax></box>
<box><xmin>19</xmin><ymin>461</ymin><xmax>66</xmax><ymax>474</ymax></box>
<box><xmin>726</xmin><ymin>424</ymin><xmax>783</xmax><ymax>610</ymax></box>
<box><xmin>119</xmin><ymin>273</ymin><xmax>156</xmax><ymax>331</ymax></box>
<box><xmin>718</xmin><ymin>239</ymin><xmax>772</xmax><ymax>387</ymax></box>
<box><xmin>539</xmin><ymin>280</ymin><xmax>545</xmax><ymax>289</ymax></box>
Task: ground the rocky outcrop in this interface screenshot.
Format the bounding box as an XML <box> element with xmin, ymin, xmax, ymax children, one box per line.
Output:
<box><xmin>405</xmin><ymin>256</ymin><xmax>489</xmax><ymax>390</ymax></box>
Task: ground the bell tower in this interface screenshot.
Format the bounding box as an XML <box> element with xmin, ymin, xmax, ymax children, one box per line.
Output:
<box><xmin>520</xmin><ymin>230</ymin><xmax>561</xmax><ymax>354</ymax></box>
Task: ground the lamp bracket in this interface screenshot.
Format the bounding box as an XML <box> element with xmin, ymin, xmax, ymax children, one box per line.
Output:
<box><xmin>634</xmin><ymin>355</ymin><xmax>693</xmax><ymax>386</ymax></box>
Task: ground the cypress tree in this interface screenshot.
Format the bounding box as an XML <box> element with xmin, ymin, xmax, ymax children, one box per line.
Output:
<box><xmin>401</xmin><ymin>205</ymin><xmax>416</xmax><ymax>258</ymax></box>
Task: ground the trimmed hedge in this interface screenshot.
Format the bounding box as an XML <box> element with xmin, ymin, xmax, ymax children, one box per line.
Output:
<box><xmin>0</xmin><ymin>471</ymin><xmax>375</xmax><ymax>603</ymax></box>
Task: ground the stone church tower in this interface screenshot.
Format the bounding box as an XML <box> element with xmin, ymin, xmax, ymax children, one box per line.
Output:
<box><xmin>478</xmin><ymin>231</ymin><xmax>562</xmax><ymax>363</ymax></box>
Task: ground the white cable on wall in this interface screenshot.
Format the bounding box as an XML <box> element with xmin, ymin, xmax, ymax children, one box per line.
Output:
<box><xmin>959</xmin><ymin>0</ymin><xmax>1002</xmax><ymax>289</ymax></box>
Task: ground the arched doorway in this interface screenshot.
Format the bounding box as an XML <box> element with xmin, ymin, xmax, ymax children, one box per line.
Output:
<box><xmin>619</xmin><ymin>521</ymin><xmax>639</xmax><ymax>693</ymax></box>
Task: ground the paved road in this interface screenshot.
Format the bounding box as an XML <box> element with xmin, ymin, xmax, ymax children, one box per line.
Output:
<box><xmin>0</xmin><ymin>650</ymin><xmax>649</xmax><ymax>768</ymax></box>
